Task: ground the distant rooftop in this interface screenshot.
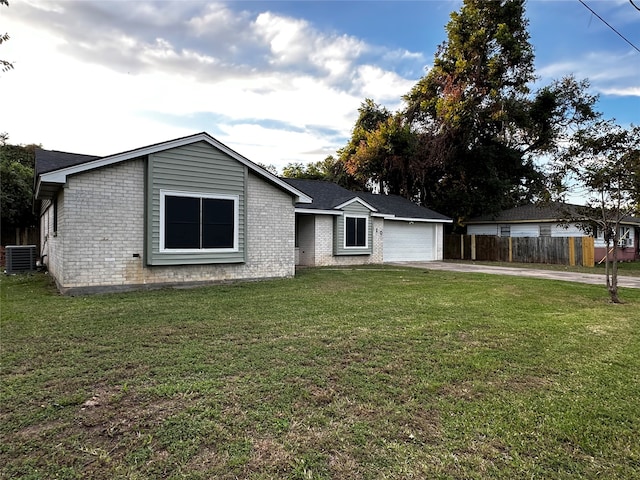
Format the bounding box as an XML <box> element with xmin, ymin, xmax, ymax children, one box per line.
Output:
<box><xmin>466</xmin><ymin>202</ymin><xmax>640</xmax><ymax>225</ymax></box>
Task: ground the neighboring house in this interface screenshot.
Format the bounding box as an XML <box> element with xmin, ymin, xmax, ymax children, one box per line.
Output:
<box><xmin>284</xmin><ymin>179</ymin><xmax>452</xmax><ymax>266</ymax></box>
<box><xmin>35</xmin><ymin>132</ymin><xmax>312</xmax><ymax>294</ymax></box>
<box><xmin>465</xmin><ymin>203</ymin><xmax>640</xmax><ymax>262</ymax></box>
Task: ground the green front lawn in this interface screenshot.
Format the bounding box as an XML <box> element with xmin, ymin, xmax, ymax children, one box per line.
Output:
<box><xmin>1</xmin><ymin>268</ymin><xmax>639</xmax><ymax>479</ymax></box>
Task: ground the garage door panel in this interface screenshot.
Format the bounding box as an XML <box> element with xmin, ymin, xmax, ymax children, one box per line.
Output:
<box><xmin>384</xmin><ymin>221</ymin><xmax>434</xmax><ymax>262</ymax></box>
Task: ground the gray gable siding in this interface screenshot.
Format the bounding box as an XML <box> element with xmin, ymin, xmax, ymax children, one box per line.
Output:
<box><xmin>334</xmin><ymin>202</ymin><xmax>373</xmax><ymax>256</ymax></box>
<box><xmin>146</xmin><ymin>141</ymin><xmax>246</xmax><ymax>266</ymax></box>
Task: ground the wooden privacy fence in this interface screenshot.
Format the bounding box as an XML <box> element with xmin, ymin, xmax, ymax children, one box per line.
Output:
<box><xmin>445</xmin><ymin>235</ymin><xmax>595</xmax><ymax>267</ymax></box>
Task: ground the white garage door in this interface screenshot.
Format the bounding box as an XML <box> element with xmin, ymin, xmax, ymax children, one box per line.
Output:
<box><xmin>383</xmin><ymin>221</ymin><xmax>435</xmax><ymax>262</ymax></box>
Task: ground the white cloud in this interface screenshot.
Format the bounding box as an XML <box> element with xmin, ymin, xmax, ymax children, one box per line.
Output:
<box><xmin>253</xmin><ymin>10</ymin><xmax>368</xmax><ymax>84</ymax></box>
<box><xmin>254</xmin><ymin>12</ymin><xmax>311</xmax><ymax>65</ymax></box>
<box><xmin>188</xmin><ymin>2</ymin><xmax>240</xmax><ymax>35</ymax></box>
<box><xmin>355</xmin><ymin>65</ymin><xmax>416</xmax><ymax>105</ymax></box>
<box><xmin>537</xmin><ymin>49</ymin><xmax>640</xmax><ymax>102</ymax></box>
<box><xmin>3</xmin><ymin>0</ymin><xmax>424</xmax><ymax>170</ymax></box>
<box><xmin>220</xmin><ymin>123</ymin><xmax>337</xmax><ymax>166</ymax></box>
<box><xmin>600</xmin><ymin>86</ymin><xmax>640</xmax><ymax>97</ymax></box>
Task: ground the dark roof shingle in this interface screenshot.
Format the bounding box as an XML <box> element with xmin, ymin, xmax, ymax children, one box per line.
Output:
<box><xmin>466</xmin><ymin>202</ymin><xmax>640</xmax><ymax>225</ymax></box>
<box><xmin>357</xmin><ymin>191</ymin><xmax>451</xmax><ymax>221</ymax></box>
<box><xmin>283</xmin><ymin>178</ymin><xmax>451</xmax><ymax>221</ymax></box>
<box><xmin>35</xmin><ymin>148</ymin><xmax>100</xmax><ymax>175</ymax></box>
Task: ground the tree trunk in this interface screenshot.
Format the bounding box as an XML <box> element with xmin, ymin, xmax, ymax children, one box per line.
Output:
<box><xmin>604</xmin><ymin>240</ymin><xmax>611</xmax><ymax>292</ymax></box>
<box><xmin>609</xmin><ymin>241</ymin><xmax>621</xmax><ymax>304</ymax></box>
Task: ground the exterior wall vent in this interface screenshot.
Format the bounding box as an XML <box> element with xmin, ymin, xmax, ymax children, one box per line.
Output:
<box><xmin>5</xmin><ymin>245</ymin><xmax>37</xmax><ymax>274</ymax></box>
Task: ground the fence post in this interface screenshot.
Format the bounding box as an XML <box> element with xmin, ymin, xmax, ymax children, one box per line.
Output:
<box><xmin>568</xmin><ymin>237</ymin><xmax>576</xmax><ymax>266</ymax></box>
<box><xmin>471</xmin><ymin>234</ymin><xmax>476</xmax><ymax>261</ymax></box>
<box><xmin>460</xmin><ymin>235</ymin><xmax>464</xmax><ymax>260</ymax></box>
<box><xmin>508</xmin><ymin>237</ymin><xmax>513</xmax><ymax>262</ymax></box>
<box><xmin>582</xmin><ymin>237</ymin><xmax>595</xmax><ymax>267</ymax></box>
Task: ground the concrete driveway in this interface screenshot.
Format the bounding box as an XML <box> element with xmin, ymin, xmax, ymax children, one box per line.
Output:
<box><xmin>392</xmin><ymin>261</ymin><xmax>640</xmax><ymax>289</ymax></box>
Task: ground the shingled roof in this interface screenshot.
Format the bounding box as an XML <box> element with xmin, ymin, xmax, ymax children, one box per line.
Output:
<box><xmin>284</xmin><ymin>178</ymin><xmax>451</xmax><ymax>221</ymax></box>
<box><xmin>466</xmin><ymin>202</ymin><xmax>640</xmax><ymax>225</ymax></box>
<box><xmin>35</xmin><ymin>149</ymin><xmax>100</xmax><ymax>176</ymax></box>
<box><xmin>34</xmin><ymin>133</ymin><xmax>312</xmax><ymax>204</ymax></box>
<box><xmin>283</xmin><ymin>179</ymin><xmax>358</xmax><ymax>210</ymax></box>
<box><xmin>357</xmin><ymin>191</ymin><xmax>451</xmax><ymax>221</ymax></box>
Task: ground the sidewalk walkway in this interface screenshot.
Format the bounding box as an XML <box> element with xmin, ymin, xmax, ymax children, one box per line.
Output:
<box><xmin>392</xmin><ymin>261</ymin><xmax>640</xmax><ymax>289</ymax></box>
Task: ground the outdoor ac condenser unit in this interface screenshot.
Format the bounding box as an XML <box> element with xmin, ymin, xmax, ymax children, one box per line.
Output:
<box><xmin>5</xmin><ymin>245</ymin><xmax>37</xmax><ymax>274</ymax></box>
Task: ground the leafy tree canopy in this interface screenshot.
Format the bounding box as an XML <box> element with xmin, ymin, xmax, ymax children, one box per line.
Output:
<box><xmin>336</xmin><ymin>0</ymin><xmax>599</xmax><ymax>229</ymax></box>
<box><xmin>405</xmin><ymin>0</ymin><xmax>535</xmax><ymax>136</ymax></box>
<box><xmin>551</xmin><ymin>119</ymin><xmax>640</xmax><ymax>303</ymax></box>
<box><xmin>282</xmin><ymin>156</ymin><xmax>358</xmax><ymax>190</ymax></box>
<box><xmin>1</xmin><ymin>137</ymin><xmax>39</xmax><ymax>231</ymax></box>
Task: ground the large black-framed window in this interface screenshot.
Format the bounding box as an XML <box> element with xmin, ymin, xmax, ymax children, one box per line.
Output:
<box><xmin>345</xmin><ymin>216</ymin><xmax>367</xmax><ymax>248</ymax></box>
<box><xmin>161</xmin><ymin>191</ymin><xmax>237</xmax><ymax>251</ymax></box>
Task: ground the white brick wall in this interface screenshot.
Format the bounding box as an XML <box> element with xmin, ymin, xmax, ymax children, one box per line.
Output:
<box><xmin>50</xmin><ymin>159</ymin><xmax>295</xmax><ymax>293</ymax></box>
<box><xmin>40</xmin><ymin>201</ymin><xmax>55</xmax><ymax>277</ymax></box>
<box><xmin>297</xmin><ymin>215</ymin><xmax>316</xmax><ymax>266</ymax></box>
<box><xmin>59</xmin><ymin>159</ymin><xmax>145</xmax><ymax>289</ymax></box>
<box><xmin>372</xmin><ymin>218</ymin><xmax>384</xmax><ymax>262</ymax></box>
<box><xmin>40</xmin><ymin>191</ymin><xmax>65</xmax><ymax>282</ymax></box>
<box><xmin>311</xmin><ymin>215</ymin><xmax>383</xmax><ymax>266</ymax></box>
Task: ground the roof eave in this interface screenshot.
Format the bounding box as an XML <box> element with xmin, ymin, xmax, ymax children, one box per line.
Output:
<box><xmin>386</xmin><ymin>216</ymin><xmax>453</xmax><ymax>223</ymax></box>
<box><xmin>35</xmin><ymin>132</ymin><xmax>312</xmax><ymax>203</ymax></box>
<box><xmin>295</xmin><ymin>208</ymin><xmax>343</xmax><ymax>215</ymax></box>
<box><xmin>35</xmin><ymin>177</ymin><xmax>65</xmax><ymax>200</ymax></box>
<box><xmin>334</xmin><ymin>196</ymin><xmax>378</xmax><ymax>212</ymax></box>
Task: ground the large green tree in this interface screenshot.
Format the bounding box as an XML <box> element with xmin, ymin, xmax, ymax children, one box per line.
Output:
<box><xmin>405</xmin><ymin>0</ymin><xmax>535</xmax><ymax>134</ymax></box>
<box><xmin>1</xmin><ymin>137</ymin><xmax>39</xmax><ymax>244</ymax></box>
<box><xmin>336</xmin><ymin>99</ymin><xmax>392</xmax><ymax>191</ymax></box>
<box><xmin>344</xmin><ymin>113</ymin><xmax>419</xmax><ymax>197</ymax></box>
<box><xmin>405</xmin><ymin>0</ymin><xmax>600</xmax><ymax>222</ymax></box>
<box><xmin>339</xmin><ymin>0</ymin><xmax>598</xmax><ymax>228</ymax></box>
<box><xmin>403</xmin><ymin>0</ymin><xmax>540</xmax><ymax>222</ymax></box>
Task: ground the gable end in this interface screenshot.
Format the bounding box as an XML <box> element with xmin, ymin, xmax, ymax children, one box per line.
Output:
<box><xmin>146</xmin><ymin>141</ymin><xmax>247</xmax><ymax>266</ymax></box>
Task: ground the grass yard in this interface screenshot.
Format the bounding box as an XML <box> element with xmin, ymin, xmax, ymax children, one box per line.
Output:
<box><xmin>1</xmin><ymin>267</ymin><xmax>640</xmax><ymax>479</ymax></box>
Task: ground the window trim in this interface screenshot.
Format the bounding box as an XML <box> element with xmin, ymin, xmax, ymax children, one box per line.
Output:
<box><xmin>344</xmin><ymin>214</ymin><xmax>369</xmax><ymax>249</ymax></box>
<box><xmin>159</xmin><ymin>190</ymin><xmax>239</xmax><ymax>253</ymax></box>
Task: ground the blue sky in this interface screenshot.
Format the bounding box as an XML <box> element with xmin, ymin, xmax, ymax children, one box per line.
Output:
<box><xmin>2</xmin><ymin>0</ymin><xmax>639</xmax><ymax>170</ymax></box>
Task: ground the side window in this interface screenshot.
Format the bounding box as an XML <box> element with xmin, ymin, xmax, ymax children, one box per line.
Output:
<box><xmin>539</xmin><ymin>224</ymin><xmax>551</xmax><ymax>237</ymax></box>
<box><xmin>500</xmin><ymin>225</ymin><xmax>511</xmax><ymax>237</ymax></box>
<box><xmin>345</xmin><ymin>216</ymin><xmax>367</xmax><ymax>248</ymax></box>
